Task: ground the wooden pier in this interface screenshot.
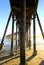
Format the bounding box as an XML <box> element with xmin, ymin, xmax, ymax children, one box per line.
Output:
<box><xmin>0</xmin><ymin>0</ymin><xmax>44</xmax><ymax>65</ymax></box>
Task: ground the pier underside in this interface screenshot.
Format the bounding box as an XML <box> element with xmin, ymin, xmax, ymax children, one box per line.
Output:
<box><xmin>1</xmin><ymin>0</ymin><xmax>44</xmax><ymax>65</ymax></box>
<box><xmin>10</xmin><ymin>0</ymin><xmax>38</xmax><ymax>30</ymax></box>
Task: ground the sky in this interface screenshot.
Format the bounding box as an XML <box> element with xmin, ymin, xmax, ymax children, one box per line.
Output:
<box><xmin>0</xmin><ymin>0</ymin><xmax>44</xmax><ymax>42</ymax></box>
<box><xmin>0</xmin><ymin>0</ymin><xmax>16</xmax><ymax>38</ymax></box>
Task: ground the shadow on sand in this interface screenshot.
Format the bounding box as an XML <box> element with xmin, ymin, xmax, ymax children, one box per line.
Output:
<box><xmin>39</xmin><ymin>60</ymin><xmax>44</xmax><ymax>65</ymax></box>
<box><xmin>26</xmin><ymin>54</ymin><xmax>36</xmax><ymax>62</ymax></box>
<box><xmin>0</xmin><ymin>52</ymin><xmax>20</xmax><ymax>65</ymax></box>
<box><xmin>0</xmin><ymin>50</ymin><xmax>37</xmax><ymax>65</ymax></box>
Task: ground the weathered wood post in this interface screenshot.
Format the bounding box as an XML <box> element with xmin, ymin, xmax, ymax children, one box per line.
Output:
<box><xmin>28</xmin><ymin>21</ymin><xmax>31</xmax><ymax>50</ymax></box>
<box><xmin>16</xmin><ymin>22</ymin><xmax>17</xmax><ymax>50</ymax></box>
<box><xmin>33</xmin><ymin>14</ymin><xmax>37</xmax><ymax>55</ymax></box>
<box><xmin>11</xmin><ymin>13</ymin><xmax>14</xmax><ymax>55</ymax></box>
<box><xmin>19</xmin><ymin>0</ymin><xmax>26</xmax><ymax>65</ymax></box>
<box><xmin>26</xmin><ymin>30</ymin><xmax>28</xmax><ymax>48</ymax></box>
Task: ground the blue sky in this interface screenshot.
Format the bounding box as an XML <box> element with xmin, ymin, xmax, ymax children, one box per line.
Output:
<box><xmin>0</xmin><ymin>0</ymin><xmax>44</xmax><ymax>38</ymax></box>
<box><xmin>0</xmin><ymin>0</ymin><xmax>16</xmax><ymax>37</ymax></box>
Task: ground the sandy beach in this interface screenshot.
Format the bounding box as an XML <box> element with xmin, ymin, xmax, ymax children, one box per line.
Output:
<box><xmin>0</xmin><ymin>46</ymin><xmax>44</xmax><ymax>65</ymax></box>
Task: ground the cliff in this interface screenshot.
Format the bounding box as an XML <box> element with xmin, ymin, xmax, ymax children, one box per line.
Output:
<box><xmin>6</xmin><ymin>32</ymin><xmax>19</xmax><ymax>40</ymax></box>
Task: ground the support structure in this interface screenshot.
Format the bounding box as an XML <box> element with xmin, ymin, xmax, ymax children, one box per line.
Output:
<box><xmin>16</xmin><ymin>22</ymin><xmax>17</xmax><ymax>50</ymax></box>
<box><xmin>11</xmin><ymin>13</ymin><xmax>14</xmax><ymax>55</ymax></box>
<box><xmin>36</xmin><ymin>11</ymin><xmax>44</xmax><ymax>38</ymax></box>
<box><xmin>26</xmin><ymin>30</ymin><xmax>28</xmax><ymax>48</ymax></box>
<box><xmin>16</xmin><ymin>21</ymin><xmax>20</xmax><ymax>49</ymax></box>
<box><xmin>1</xmin><ymin>0</ymin><xmax>44</xmax><ymax>65</ymax></box>
<box><xmin>1</xmin><ymin>11</ymin><xmax>12</xmax><ymax>46</ymax></box>
<box><xmin>33</xmin><ymin>13</ymin><xmax>37</xmax><ymax>55</ymax></box>
<box><xmin>28</xmin><ymin>21</ymin><xmax>31</xmax><ymax>50</ymax></box>
<box><xmin>19</xmin><ymin>0</ymin><xmax>26</xmax><ymax>65</ymax></box>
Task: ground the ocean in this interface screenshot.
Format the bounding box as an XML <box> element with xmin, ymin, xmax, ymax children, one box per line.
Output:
<box><xmin>0</xmin><ymin>38</ymin><xmax>16</xmax><ymax>53</ymax></box>
<box><xmin>0</xmin><ymin>37</ymin><xmax>44</xmax><ymax>53</ymax></box>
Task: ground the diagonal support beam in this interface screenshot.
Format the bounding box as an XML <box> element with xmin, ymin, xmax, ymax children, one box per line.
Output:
<box><xmin>1</xmin><ymin>11</ymin><xmax>12</xmax><ymax>44</ymax></box>
<box><xmin>36</xmin><ymin>11</ymin><xmax>44</xmax><ymax>38</ymax></box>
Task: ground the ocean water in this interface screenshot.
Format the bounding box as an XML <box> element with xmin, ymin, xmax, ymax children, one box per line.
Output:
<box><xmin>0</xmin><ymin>38</ymin><xmax>16</xmax><ymax>53</ymax></box>
<box><xmin>0</xmin><ymin>37</ymin><xmax>44</xmax><ymax>53</ymax></box>
<box><xmin>0</xmin><ymin>38</ymin><xmax>15</xmax><ymax>47</ymax></box>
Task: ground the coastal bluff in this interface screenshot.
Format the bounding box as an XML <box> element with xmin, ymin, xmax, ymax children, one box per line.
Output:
<box><xmin>6</xmin><ymin>32</ymin><xmax>19</xmax><ymax>40</ymax></box>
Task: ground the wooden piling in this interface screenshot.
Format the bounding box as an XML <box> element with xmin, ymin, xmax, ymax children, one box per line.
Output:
<box><xmin>19</xmin><ymin>0</ymin><xmax>26</xmax><ymax>65</ymax></box>
<box><xmin>33</xmin><ymin>14</ymin><xmax>37</xmax><ymax>55</ymax></box>
<box><xmin>16</xmin><ymin>22</ymin><xmax>17</xmax><ymax>50</ymax></box>
<box><xmin>11</xmin><ymin>13</ymin><xmax>14</xmax><ymax>55</ymax></box>
<box><xmin>28</xmin><ymin>21</ymin><xmax>31</xmax><ymax>50</ymax></box>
